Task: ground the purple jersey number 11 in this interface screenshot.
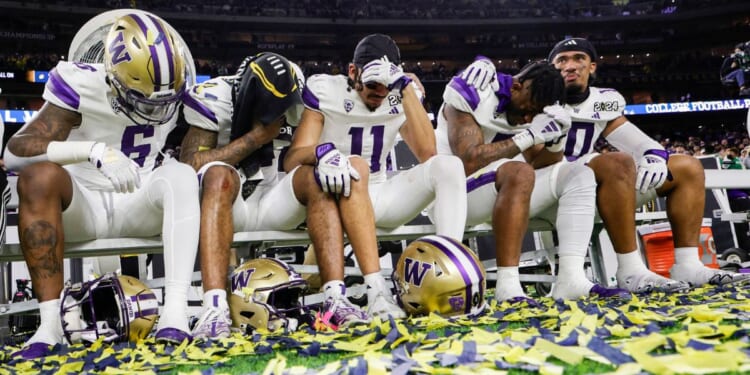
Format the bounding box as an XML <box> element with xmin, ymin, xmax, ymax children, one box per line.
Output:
<box><xmin>349</xmin><ymin>125</ymin><xmax>385</xmax><ymax>173</ymax></box>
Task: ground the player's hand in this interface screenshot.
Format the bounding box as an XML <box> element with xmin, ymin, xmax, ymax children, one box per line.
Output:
<box><xmin>636</xmin><ymin>149</ymin><xmax>669</xmax><ymax>193</ymax></box>
<box><xmin>314</xmin><ymin>143</ymin><xmax>361</xmax><ymax>197</ymax></box>
<box><xmin>542</xmin><ymin>104</ymin><xmax>571</xmax><ymax>152</ymax></box>
<box><xmin>460</xmin><ymin>57</ymin><xmax>497</xmax><ymax>92</ymax></box>
<box><xmin>361</xmin><ymin>57</ymin><xmax>413</xmax><ymax>92</ymax></box>
<box><xmin>512</xmin><ymin>110</ymin><xmax>566</xmax><ymax>152</ymax></box>
<box><xmin>89</xmin><ymin>142</ymin><xmax>140</xmax><ymax>193</ymax></box>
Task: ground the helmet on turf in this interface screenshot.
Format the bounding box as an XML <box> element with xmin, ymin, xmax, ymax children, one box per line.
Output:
<box><xmin>104</xmin><ymin>12</ymin><xmax>187</xmax><ymax>125</ymax></box>
<box><xmin>229</xmin><ymin>258</ymin><xmax>308</xmax><ymax>333</ymax></box>
<box><xmin>393</xmin><ymin>235</ymin><xmax>487</xmax><ymax>317</ymax></box>
<box><xmin>61</xmin><ymin>273</ymin><xmax>158</xmax><ymax>344</ymax></box>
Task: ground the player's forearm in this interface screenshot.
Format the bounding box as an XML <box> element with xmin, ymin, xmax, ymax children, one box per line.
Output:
<box><xmin>462</xmin><ymin>140</ymin><xmax>521</xmax><ymax>175</ymax></box>
<box><xmin>401</xmin><ymin>86</ymin><xmax>437</xmax><ymax>162</ymax></box>
<box><xmin>282</xmin><ymin>145</ymin><xmax>316</xmax><ymax>172</ymax></box>
<box><xmin>182</xmin><ymin>132</ymin><xmax>265</xmax><ymax>171</ymax></box>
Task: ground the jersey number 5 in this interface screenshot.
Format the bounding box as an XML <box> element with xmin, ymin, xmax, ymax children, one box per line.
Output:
<box><xmin>121</xmin><ymin>125</ymin><xmax>154</xmax><ymax>167</ymax></box>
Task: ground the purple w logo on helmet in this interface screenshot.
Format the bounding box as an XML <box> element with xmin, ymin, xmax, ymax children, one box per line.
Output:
<box><xmin>108</xmin><ymin>32</ymin><xmax>132</xmax><ymax>65</ymax></box>
<box><xmin>403</xmin><ymin>258</ymin><xmax>432</xmax><ymax>286</ymax></box>
<box><xmin>231</xmin><ymin>268</ymin><xmax>257</xmax><ymax>290</ymax></box>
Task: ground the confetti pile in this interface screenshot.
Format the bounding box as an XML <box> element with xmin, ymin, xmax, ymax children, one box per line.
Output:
<box><xmin>2</xmin><ymin>284</ymin><xmax>750</xmax><ymax>374</ymax></box>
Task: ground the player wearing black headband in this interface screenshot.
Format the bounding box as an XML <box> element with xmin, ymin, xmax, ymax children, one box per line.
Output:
<box><xmin>548</xmin><ymin>37</ymin><xmax>750</xmax><ymax>291</ymax></box>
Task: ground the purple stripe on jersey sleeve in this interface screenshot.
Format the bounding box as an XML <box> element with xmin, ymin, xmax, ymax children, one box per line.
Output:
<box><xmin>422</xmin><ymin>237</ymin><xmax>474</xmax><ymax>314</ymax></box>
<box><xmin>495</xmin><ymin>73</ymin><xmax>513</xmax><ymax>113</ymax></box>
<box><xmin>182</xmin><ymin>92</ymin><xmax>218</xmax><ymax>124</ymax></box>
<box><xmin>302</xmin><ymin>86</ymin><xmax>320</xmax><ymax>110</ymax></box>
<box><xmin>466</xmin><ymin>170</ymin><xmax>496</xmax><ymax>193</ymax></box>
<box><xmin>448</xmin><ymin>77</ymin><xmax>480</xmax><ymax>111</ymax></box>
<box><xmin>48</xmin><ymin>68</ymin><xmax>80</xmax><ymax>110</ymax></box>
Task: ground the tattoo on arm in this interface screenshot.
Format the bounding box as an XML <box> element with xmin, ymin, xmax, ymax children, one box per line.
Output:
<box><xmin>8</xmin><ymin>103</ymin><xmax>77</xmax><ymax>156</ymax></box>
<box><xmin>447</xmin><ymin>106</ymin><xmax>520</xmax><ymax>174</ymax></box>
<box><xmin>180</xmin><ymin>126</ymin><xmax>264</xmax><ymax>170</ymax></box>
<box><xmin>22</xmin><ymin>221</ymin><xmax>62</xmax><ymax>281</ymax></box>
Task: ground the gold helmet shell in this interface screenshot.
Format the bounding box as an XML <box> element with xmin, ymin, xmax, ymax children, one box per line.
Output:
<box><xmin>104</xmin><ymin>12</ymin><xmax>186</xmax><ymax>125</ymax></box>
<box><xmin>229</xmin><ymin>258</ymin><xmax>308</xmax><ymax>333</ymax></box>
<box><xmin>60</xmin><ymin>273</ymin><xmax>158</xmax><ymax>344</ymax></box>
<box><xmin>393</xmin><ymin>235</ymin><xmax>487</xmax><ymax>317</ymax></box>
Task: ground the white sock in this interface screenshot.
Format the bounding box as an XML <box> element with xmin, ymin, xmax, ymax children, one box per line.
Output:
<box><xmin>557</xmin><ymin>256</ymin><xmax>592</xmax><ymax>284</ymax></box>
<box><xmin>157</xmin><ymin>280</ymin><xmax>189</xmax><ymax>332</ymax></box>
<box><xmin>553</xmin><ymin>255</ymin><xmax>594</xmax><ymax>299</ymax></box>
<box><xmin>26</xmin><ymin>299</ymin><xmax>63</xmax><ymax>346</ymax></box>
<box><xmin>616</xmin><ymin>250</ymin><xmax>649</xmax><ymax>276</ymax></box>
<box><xmin>495</xmin><ymin>267</ymin><xmax>526</xmax><ymax>301</ymax></box>
<box><xmin>674</xmin><ymin>247</ymin><xmax>703</xmax><ymax>266</ymax></box>
<box><xmin>203</xmin><ymin>289</ymin><xmax>227</xmax><ymax>309</ymax></box>
<box><xmin>322</xmin><ymin>280</ymin><xmax>346</xmax><ymax>300</ymax></box>
<box><xmin>364</xmin><ymin>272</ymin><xmax>388</xmax><ymax>303</ymax></box>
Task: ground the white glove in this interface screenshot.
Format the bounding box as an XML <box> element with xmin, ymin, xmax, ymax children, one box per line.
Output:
<box><xmin>512</xmin><ymin>111</ymin><xmax>565</xmax><ymax>152</ymax></box>
<box><xmin>314</xmin><ymin>143</ymin><xmax>361</xmax><ymax>197</ymax></box>
<box><xmin>542</xmin><ymin>104</ymin><xmax>572</xmax><ymax>152</ymax></box>
<box><xmin>88</xmin><ymin>142</ymin><xmax>141</xmax><ymax>193</ymax></box>
<box><xmin>636</xmin><ymin>149</ymin><xmax>669</xmax><ymax>193</ymax></box>
<box><xmin>460</xmin><ymin>58</ymin><xmax>498</xmax><ymax>92</ymax></box>
<box><xmin>361</xmin><ymin>57</ymin><xmax>412</xmax><ymax>92</ymax></box>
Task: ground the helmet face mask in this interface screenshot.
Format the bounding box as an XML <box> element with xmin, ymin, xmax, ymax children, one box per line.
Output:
<box><xmin>104</xmin><ymin>13</ymin><xmax>186</xmax><ymax>126</ymax></box>
<box><xmin>229</xmin><ymin>258</ymin><xmax>308</xmax><ymax>333</ymax></box>
<box><xmin>393</xmin><ymin>235</ymin><xmax>487</xmax><ymax>317</ymax></box>
<box><xmin>61</xmin><ymin>273</ymin><xmax>158</xmax><ymax>344</ymax></box>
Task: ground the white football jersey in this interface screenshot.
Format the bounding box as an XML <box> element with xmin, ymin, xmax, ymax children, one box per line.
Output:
<box><xmin>561</xmin><ymin>87</ymin><xmax>626</xmax><ymax>160</ymax></box>
<box><xmin>436</xmin><ymin>76</ymin><xmax>529</xmax><ymax>155</ymax></box>
<box><xmin>303</xmin><ymin>74</ymin><xmax>406</xmax><ymax>183</ymax></box>
<box><xmin>43</xmin><ymin>61</ymin><xmax>177</xmax><ymax>191</ymax></box>
<box><xmin>182</xmin><ymin>76</ymin><xmax>294</xmax><ymax>185</ymax></box>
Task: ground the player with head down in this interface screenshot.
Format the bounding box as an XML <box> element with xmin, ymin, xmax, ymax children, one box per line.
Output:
<box><xmin>438</xmin><ymin>59</ymin><xmax>630</xmax><ymax>302</ymax></box>
<box><xmin>179</xmin><ymin>51</ymin><xmax>399</xmax><ymax>334</ymax></box>
<box><xmin>548</xmin><ymin>37</ymin><xmax>750</xmax><ymax>291</ymax></box>
<box><xmin>284</xmin><ymin>34</ymin><xmax>467</xmax><ymax>324</ymax></box>
<box><xmin>5</xmin><ymin>12</ymin><xmax>200</xmax><ymax>358</ymax></box>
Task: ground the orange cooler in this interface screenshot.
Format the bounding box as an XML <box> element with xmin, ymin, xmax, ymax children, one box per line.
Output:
<box><xmin>636</xmin><ymin>219</ymin><xmax>718</xmax><ymax>278</ymax></box>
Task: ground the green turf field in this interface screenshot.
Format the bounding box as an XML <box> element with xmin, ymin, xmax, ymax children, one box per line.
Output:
<box><xmin>2</xmin><ymin>283</ymin><xmax>750</xmax><ymax>374</ymax></box>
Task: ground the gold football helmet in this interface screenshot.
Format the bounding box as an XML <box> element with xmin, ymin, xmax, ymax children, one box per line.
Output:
<box><xmin>60</xmin><ymin>273</ymin><xmax>158</xmax><ymax>344</ymax></box>
<box><xmin>393</xmin><ymin>235</ymin><xmax>487</xmax><ymax>317</ymax></box>
<box><xmin>104</xmin><ymin>12</ymin><xmax>186</xmax><ymax>125</ymax></box>
<box><xmin>229</xmin><ymin>258</ymin><xmax>308</xmax><ymax>333</ymax></box>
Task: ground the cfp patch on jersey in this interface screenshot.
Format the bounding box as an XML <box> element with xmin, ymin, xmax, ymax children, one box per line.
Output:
<box><xmin>388</xmin><ymin>94</ymin><xmax>401</xmax><ymax>106</ymax></box>
<box><xmin>344</xmin><ymin>99</ymin><xmax>354</xmax><ymax>113</ymax></box>
<box><xmin>593</xmin><ymin>101</ymin><xmax>619</xmax><ymax>112</ymax></box>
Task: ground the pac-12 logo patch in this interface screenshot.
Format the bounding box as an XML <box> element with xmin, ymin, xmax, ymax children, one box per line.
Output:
<box><xmin>344</xmin><ymin>99</ymin><xmax>354</xmax><ymax>113</ymax></box>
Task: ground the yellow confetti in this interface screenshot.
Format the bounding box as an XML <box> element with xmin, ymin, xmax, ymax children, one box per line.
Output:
<box><xmin>533</xmin><ymin>338</ymin><xmax>583</xmax><ymax>365</ymax></box>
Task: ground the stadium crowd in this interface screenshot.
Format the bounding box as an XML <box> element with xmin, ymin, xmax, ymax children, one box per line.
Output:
<box><xmin>34</xmin><ymin>0</ymin><xmax>737</xmax><ymax>20</ymax></box>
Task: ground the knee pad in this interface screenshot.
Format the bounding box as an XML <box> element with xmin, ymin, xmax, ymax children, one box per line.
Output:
<box><xmin>556</xmin><ymin>162</ymin><xmax>596</xmax><ymax>198</ymax></box>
